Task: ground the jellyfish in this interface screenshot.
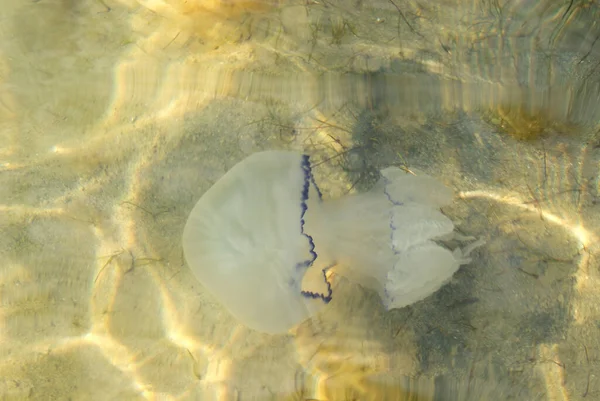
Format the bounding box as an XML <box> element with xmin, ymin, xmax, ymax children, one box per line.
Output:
<box><xmin>182</xmin><ymin>150</ymin><xmax>482</xmax><ymax>334</ymax></box>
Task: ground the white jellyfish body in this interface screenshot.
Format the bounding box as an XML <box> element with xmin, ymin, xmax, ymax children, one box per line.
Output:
<box><xmin>182</xmin><ymin>150</ymin><xmax>481</xmax><ymax>334</ymax></box>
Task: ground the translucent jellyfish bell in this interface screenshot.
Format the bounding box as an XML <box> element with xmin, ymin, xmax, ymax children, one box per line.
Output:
<box><xmin>182</xmin><ymin>150</ymin><xmax>482</xmax><ymax>334</ymax></box>
<box><xmin>182</xmin><ymin>151</ymin><xmax>332</xmax><ymax>334</ymax></box>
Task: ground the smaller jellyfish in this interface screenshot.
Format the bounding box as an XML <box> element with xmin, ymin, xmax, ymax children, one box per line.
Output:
<box><xmin>182</xmin><ymin>151</ymin><xmax>482</xmax><ymax>334</ymax></box>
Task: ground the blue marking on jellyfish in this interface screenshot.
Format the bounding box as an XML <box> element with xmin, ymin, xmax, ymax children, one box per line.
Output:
<box><xmin>382</xmin><ymin>173</ymin><xmax>403</xmax><ymax>206</ymax></box>
<box><xmin>308</xmin><ymin>169</ymin><xmax>323</xmax><ymax>200</ymax></box>
<box><xmin>296</xmin><ymin>154</ymin><xmax>332</xmax><ymax>304</ymax></box>
<box><xmin>382</xmin><ymin>173</ymin><xmax>404</xmax><ymax>306</ymax></box>
<box><xmin>382</xmin><ymin>174</ymin><xmax>402</xmax><ymax>256</ymax></box>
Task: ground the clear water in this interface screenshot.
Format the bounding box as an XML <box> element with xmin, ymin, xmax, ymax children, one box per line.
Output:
<box><xmin>0</xmin><ymin>0</ymin><xmax>599</xmax><ymax>400</ymax></box>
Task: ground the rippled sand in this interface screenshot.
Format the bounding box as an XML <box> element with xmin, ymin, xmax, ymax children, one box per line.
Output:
<box><xmin>1</xmin><ymin>0</ymin><xmax>599</xmax><ymax>400</ymax></box>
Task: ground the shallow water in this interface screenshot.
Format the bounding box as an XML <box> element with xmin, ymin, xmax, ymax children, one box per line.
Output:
<box><xmin>1</xmin><ymin>0</ymin><xmax>599</xmax><ymax>400</ymax></box>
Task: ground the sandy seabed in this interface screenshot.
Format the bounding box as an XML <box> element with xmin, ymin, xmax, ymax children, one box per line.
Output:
<box><xmin>1</xmin><ymin>0</ymin><xmax>599</xmax><ymax>400</ymax></box>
